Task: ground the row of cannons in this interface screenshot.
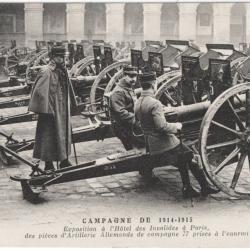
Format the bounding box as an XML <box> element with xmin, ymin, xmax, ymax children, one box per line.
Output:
<box><xmin>1</xmin><ymin>38</ymin><xmax>250</xmax><ymax>202</ymax></box>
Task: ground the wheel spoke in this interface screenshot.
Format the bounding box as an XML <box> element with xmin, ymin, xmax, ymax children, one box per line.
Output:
<box><xmin>89</xmin><ymin>65</ymin><xmax>96</xmax><ymax>75</ymax></box>
<box><xmin>97</xmin><ymin>86</ymin><xmax>105</xmax><ymax>91</ymax></box>
<box><xmin>248</xmin><ymin>152</ymin><xmax>250</xmax><ymax>172</ymax></box>
<box><xmin>227</xmin><ymin>100</ymin><xmax>245</xmax><ymax>131</ymax></box>
<box><xmin>211</xmin><ymin>120</ymin><xmax>242</xmax><ymax>138</ymax></box>
<box><xmin>213</xmin><ymin>147</ymin><xmax>240</xmax><ymax>175</ymax></box>
<box><xmin>235</xmin><ymin>94</ymin><xmax>244</xmax><ymax>106</ymax></box>
<box><xmin>41</xmin><ymin>58</ymin><xmax>47</xmax><ymax>64</ymax></box>
<box><xmin>8</xmin><ymin>65</ymin><xmax>16</xmax><ymax>69</ymax></box>
<box><xmin>163</xmin><ymin>91</ymin><xmax>177</xmax><ymax>106</ymax></box>
<box><xmin>85</xmin><ymin>67</ymin><xmax>91</xmax><ymax>76</ymax></box>
<box><xmin>239</xmin><ymin>73</ymin><xmax>244</xmax><ymax>82</ymax></box>
<box><xmin>230</xmin><ymin>151</ymin><xmax>247</xmax><ymax>189</ymax></box>
<box><xmin>106</xmin><ymin>72</ymin><xmax>112</xmax><ymax>79</ymax></box>
<box><xmin>12</xmin><ymin>55</ymin><xmax>19</xmax><ymax>60</ymax></box>
<box><xmin>246</xmin><ymin>90</ymin><xmax>250</xmax><ymax>128</ymax></box>
<box><xmin>8</xmin><ymin>59</ymin><xmax>18</xmax><ymax>63</ymax></box>
<box><xmin>206</xmin><ymin>139</ymin><xmax>240</xmax><ymax>150</ymax></box>
<box><xmin>95</xmin><ymin>97</ymin><xmax>102</xmax><ymax>102</ymax></box>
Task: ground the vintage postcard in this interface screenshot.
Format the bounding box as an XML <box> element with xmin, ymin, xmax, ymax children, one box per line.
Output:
<box><xmin>0</xmin><ymin>0</ymin><xmax>250</xmax><ymax>248</ymax></box>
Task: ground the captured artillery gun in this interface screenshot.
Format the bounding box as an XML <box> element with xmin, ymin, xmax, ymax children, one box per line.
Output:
<box><xmin>88</xmin><ymin>40</ymin><xmax>201</xmax><ymax>121</ymax></box>
<box><xmin>3</xmin><ymin>43</ymin><xmax>34</xmax><ymax>78</ymax></box>
<box><xmin>0</xmin><ymin>42</ymin><xmax>121</xmax><ymax>125</ymax></box>
<box><xmin>0</xmin><ymin>43</ymin><xmax>246</xmax><ymax>140</ymax></box>
<box><xmin>0</xmin><ymin>44</ymin><xmax>132</xmax><ymax>160</ymax></box>
<box><xmin>0</xmin><ymin>44</ymin><xmax>199</xmax><ymax>160</ymax></box>
<box><xmin>4</xmin><ymin>52</ymin><xmax>250</xmax><ymax>202</ymax></box>
<box><xmin>0</xmin><ymin>40</ymin><xmax>38</xmax><ymax>88</ymax></box>
<box><xmin>0</xmin><ymin>40</ymin><xmax>51</xmax><ymax>94</ymax></box>
<box><xmin>0</xmin><ymin>40</ymin><xmax>124</xmax><ymax>110</ymax></box>
<box><xmin>155</xmin><ymin>43</ymin><xmax>247</xmax><ymax>108</ymax></box>
<box><xmin>3</xmin><ymin>42</ymin><xmax>232</xmax><ymax>136</ymax></box>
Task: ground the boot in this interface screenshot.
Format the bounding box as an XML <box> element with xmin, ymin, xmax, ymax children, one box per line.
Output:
<box><xmin>189</xmin><ymin>162</ymin><xmax>219</xmax><ymax>197</ymax></box>
<box><xmin>182</xmin><ymin>186</ymin><xmax>200</xmax><ymax>199</ymax></box>
<box><xmin>139</xmin><ymin>168</ymin><xmax>160</xmax><ymax>184</ymax></box>
<box><xmin>178</xmin><ymin>162</ymin><xmax>200</xmax><ymax>198</ymax></box>
<box><xmin>44</xmin><ymin>161</ymin><xmax>55</xmax><ymax>171</ymax></box>
<box><xmin>59</xmin><ymin>159</ymin><xmax>72</xmax><ymax>169</ymax></box>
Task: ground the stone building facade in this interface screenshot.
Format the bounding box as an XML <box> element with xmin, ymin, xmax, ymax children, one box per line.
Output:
<box><xmin>0</xmin><ymin>2</ymin><xmax>249</xmax><ymax>48</ymax></box>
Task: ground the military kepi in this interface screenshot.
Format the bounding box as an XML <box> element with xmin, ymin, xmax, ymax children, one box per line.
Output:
<box><xmin>139</xmin><ymin>71</ymin><xmax>156</xmax><ymax>85</ymax></box>
<box><xmin>123</xmin><ymin>65</ymin><xmax>137</xmax><ymax>76</ymax></box>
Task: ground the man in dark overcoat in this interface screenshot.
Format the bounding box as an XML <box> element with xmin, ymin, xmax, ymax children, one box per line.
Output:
<box><xmin>135</xmin><ymin>72</ymin><xmax>219</xmax><ymax>198</ymax></box>
<box><xmin>28</xmin><ymin>46</ymin><xmax>71</xmax><ymax>171</ymax></box>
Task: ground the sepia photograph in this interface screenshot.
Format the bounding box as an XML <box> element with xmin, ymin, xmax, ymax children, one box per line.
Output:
<box><xmin>0</xmin><ymin>0</ymin><xmax>250</xmax><ymax>247</ymax></box>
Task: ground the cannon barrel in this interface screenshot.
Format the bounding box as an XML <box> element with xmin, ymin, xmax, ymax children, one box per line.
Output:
<box><xmin>71</xmin><ymin>75</ymin><xmax>108</xmax><ymax>86</ymax></box>
<box><xmin>163</xmin><ymin>101</ymin><xmax>210</xmax><ymax>122</ymax></box>
<box><xmin>163</xmin><ymin>93</ymin><xmax>245</xmax><ymax>122</ymax></box>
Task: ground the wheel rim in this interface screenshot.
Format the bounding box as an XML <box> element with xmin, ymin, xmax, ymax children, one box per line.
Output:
<box><xmin>74</xmin><ymin>57</ymin><xmax>96</xmax><ymax>77</ymax></box>
<box><xmin>5</xmin><ymin>47</ymin><xmax>31</xmax><ymax>75</ymax></box>
<box><xmin>90</xmin><ymin>60</ymin><xmax>130</xmax><ymax>121</ymax></box>
<box><xmin>200</xmin><ymin>82</ymin><xmax>250</xmax><ymax>198</ymax></box>
<box><xmin>232</xmin><ymin>56</ymin><xmax>250</xmax><ymax>85</ymax></box>
<box><xmin>155</xmin><ymin>72</ymin><xmax>182</xmax><ymax>106</ymax></box>
<box><xmin>26</xmin><ymin>50</ymin><xmax>49</xmax><ymax>84</ymax></box>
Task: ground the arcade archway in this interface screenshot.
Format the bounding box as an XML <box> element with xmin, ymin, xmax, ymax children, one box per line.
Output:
<box><xmin>84</xmin><ymin>3</ymin><xmax>106</xmax><ymax>41</ymax></box>
<box><xmin>124</xmin><ymin>3</ymin><xmax>143</xmax><ymax>44</ymax></box>
<box><xmin>230</xmin><ymin>3</ymin><xmax>246</xmax><ymax>46</ymax></box>
<box><xmin>196</xmin><ymin>3</ymin><xmax>213</xmax><ymax>44</ymax></box>
<box><xmin>160</xmin><ymin>3</ymin><xmax>179</xmax><ymax>40</ymax></box>
<box><xmin>0</xmin><ymin>3</ymin><xmax>24</xmax><ymax>46</ymax></box>
<box><xmin>43</xmin><ymin>3</ymin><xmax>66</xmax><ymax>41</ymax></box>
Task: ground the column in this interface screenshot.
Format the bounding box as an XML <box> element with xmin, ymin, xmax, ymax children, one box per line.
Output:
<box><xmin>24</xmin><ymin>3</ymin><xmax>43</xmax><ymax>48</ymax></box>
<box><xmin>246</xmin><ymin>3</ymin><xmax>250</xmax><ymax>43</ymax></box>
<box><xmin>106</xmin><ymin>3</ymin><xmax>125</xmax><ymax>43</ymax></box>
<box><xmin>143</xmin><ymin>3</ymin><xmax>162</xmax><ymax>41</ymax></box>
<box><xmin>179</xmin><ymin>3</ymin><xmax>198</xmax><ymax>41</ymax></box>
<box><xmin>66</xmin><ymin>3</ymin><xmax>85</xmax><ymax>42</ymax></box>
<box><xmin>213</xmin><ymin>3</ymin><xmax>233</xmax><ymax>43</ymax></box>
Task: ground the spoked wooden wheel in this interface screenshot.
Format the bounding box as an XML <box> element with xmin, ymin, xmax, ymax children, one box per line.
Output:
<box><xmin>25</xmin><ymin>50</ymin><xmax>49</xmax><ymax>84</ymax></box>
<box><xmin>70</xmin><ymin>56</ymin><xmax>102</xmax><ymax>105</ymax></box>
<box><xmin>73</xmin><ymin>57</ymin><xmax>96</xmax><ymax>77</ymax></box>
<box><xmin>22</xmin><ymin>49</ymin><xmax>38</xmax><ymax>63</ymax></box>
<box><xmin>233</xmin><ymin>71</ymin><xmax>246</xmax><ymax>86</ymax></box>
<box><xmin>70</xmin><ymin>56</ymin><xmax>93</xmax><ymax>77</ymax></box>
<box><xmin>5</xmin><ymin>47</ymin><xmax>31</xmax><ymax>75</ymax></box>
<box><xmin>200</xmin><ymin>82</ymin><xmax>250</xmax><ymax>198</ymax></box>
<box><xmin>232</xmin><ymin>56</ymin><xmax>250</xmax><ymax>85</ymax></box>
<box><xmin>155</xmin><ymin>72</ymin><xmax>182</xmax><ymax>107</ymax></box>
<box><xmin>90</xmin><ymin>60</ymin><xmax>130</xmax><ymax>121</ymax></box>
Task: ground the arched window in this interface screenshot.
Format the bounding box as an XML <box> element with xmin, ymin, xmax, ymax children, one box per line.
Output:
<box><xmin>84</xmin><ymin>3</ymin><xmax>106</xmax><ymax>40</ymax></box>
<box><xmin>43</xmin><ymin>3</ymin><xmax>66</xmax><ymax>41</ymax></box>
<box><xmin>196</xmin><ymin>3</ymin><xmax>213</xmax><ymax>43</ymax></box>
<box><xmin>124</xmin><ymin>3</ymin><xmax>143</xmax><ymax>42</ymax></box>
<box><xmin>230</xmin><ymin>3</ymin><xmax>246</xmax><ymax>45</ymax></box>
<box><xmin>0</xmin><ymin>3</ymin><xmax>24</xmax><ymax>45</ymax></box>
<box><xmin>0</xmin><ymin>3</ymin><xmax>24</xmax><ymax>33</ymax></box>
<box><xmin>160</xmin><ymin>3</ymin><xmax>179</xmax><ymax>40</ymax></box>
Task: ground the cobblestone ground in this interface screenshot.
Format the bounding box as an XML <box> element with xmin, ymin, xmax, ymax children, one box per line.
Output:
<box><xmin>0</xmin><ymin>114</ymin><xmax>250</xmax><ymax>247</ymax></box>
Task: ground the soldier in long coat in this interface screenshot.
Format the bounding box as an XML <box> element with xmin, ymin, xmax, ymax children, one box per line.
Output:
<box><xmin>28</xmin><ymin>46</ymin><xmax>71</xmax><ymax>171</ymax></box>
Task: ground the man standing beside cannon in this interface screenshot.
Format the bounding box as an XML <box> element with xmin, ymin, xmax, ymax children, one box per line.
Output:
<box><xmin>28</xmin><ymin>46</ymin><xmax>71</xmax><ymax>171</ymax></box>
<box><xmin>135</xmin><ymin>71</ymin><xmax>218</xmax><ymax>198</ymax></box>
<box><xmin>109</xmin><ymin>65</ymin><xmax>144</xmax><ymax>150</ymax></box>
